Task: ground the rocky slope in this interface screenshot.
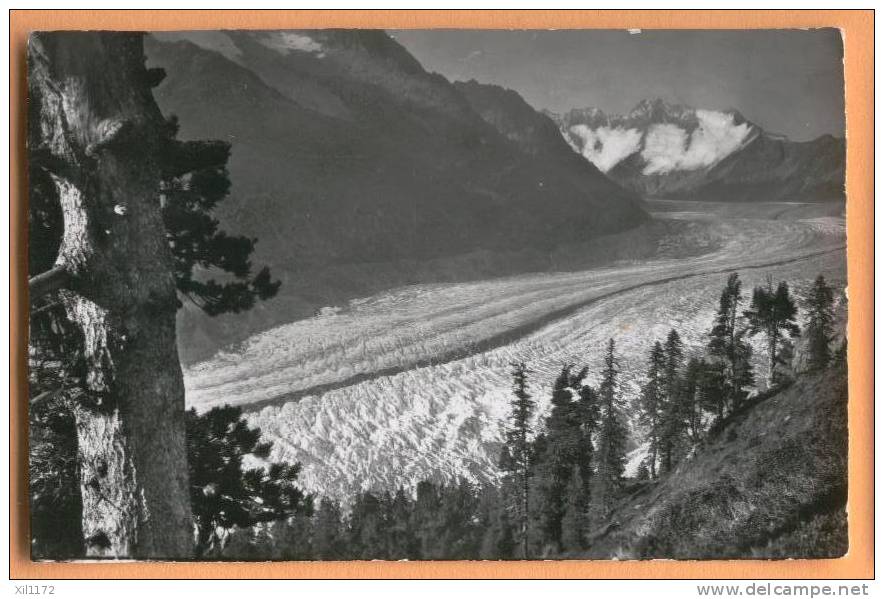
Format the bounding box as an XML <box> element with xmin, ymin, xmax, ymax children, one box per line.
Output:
<box><xmin>144</xmin><ymin>31</ymin><xmax>647</xmax><ymax>363</ymax></box>
<box><xmin>553</xmin><ymin>98</ymin><xmax>845</xmax><ymax>203</ymax></box>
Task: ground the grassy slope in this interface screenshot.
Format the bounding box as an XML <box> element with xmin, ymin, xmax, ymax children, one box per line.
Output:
<box><xmin>578</xmin><ymin>367</ymin><xmax>848</xmax><ymax>559</ymax></box>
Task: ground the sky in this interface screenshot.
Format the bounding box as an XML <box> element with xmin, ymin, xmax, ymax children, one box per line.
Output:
<box><xmin>390</xmin><ymin>29</ymin><xmax>845</xmax><ymax>141</ymax></box>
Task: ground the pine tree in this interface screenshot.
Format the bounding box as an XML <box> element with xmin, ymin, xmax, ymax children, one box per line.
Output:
<box><xmin>531</xmin><ymin>453</ymin><xmax>559</xmax><ymax>550</ymax></box>
<box><xmin>698</xmin><ymin>358</ymin><xmax>728</xmax><ymax>423</ymax></box>
<box><xmin>412</xmin><ymin>480</ymin><xmax>441</xmax><ymax>558</ymax></box>
<box><xmin>591</xmin><ymin>339</ymin><xmax>628</xmax><ymax>523</ymax></box>
<box><xmin>218</xmin><ymin>525</ymin><xmax>264</xmax><ymax>559</ymax></box>
<box><xmin>576</xmin><ymin>382</ymin><xmax>600</xmax><ymax>478</ymax></box>
<box><xmin>27</xmin><ymin>30</ymin><xmax>194</xmax><ymax>558</ymax></box>
<box><xmin>772</xmin><ymin>339</ymin><xmax>796</xmax><ymax>386</ymax></box>
<box><xmin>560</xmin><ymin>465</ymin><xmax>589</xmax><ymax>552</ymax></box>
<box><xmin>312</xmin><ymin>498</ymin><xmax>345</xmax><ymax>560</ymax></box>
<box><xmin>638</xmin><ymin>341</ymin><xmax>666</xmax><ymax>478</ymax></box>
<box><xmin>802</xmin><ymin>275</ymin><xmax>837</xmax><ymax>371</ymax></box>
<box><xmin>575</xmin><ymin>381</ymin><xmax>599</xmax><ymax>517</ymax></box>
<box><xmin>347</xmin><ymin>492</ymin><xmax>388</xmax><ymax>559</ymax></box>
<box><xmin>681</xmin><ymin>358</ymin><xmax>706</xmax><ymax>443</ymax></box>
<box><xmin>27</xmin><ymin>32</ymin><xmax>280</xmax><ymax>558</ymax></box>
<box><xmin>659</xmin><ymin>329</ymin><xmax>687</xmax><ymax>473</ymax></box>
<box><xmin>263</xmin><ymin>514</ymin><xmax>314</xmax><ymax>560</ymax></box>
<box><xmin>745</xmin><ymin>277</ymin><xmax>800</xmax><ymax>387</ymax></box>
<box><xmin>499</xmin><ymin>362</ymin><xmax>536</xmax><ymax>558</ymax></box>
<box><xmin>185</xmin><ymin>405</ymin><xmax>313</xmax><ymax>557</ymax></box>
<box><xmin>28</xmin><ymin>391</ymin><xmax>83</xmax><ymax>559</ymax></box>
<box><xmin>478</xmin><ymin>485</ymin><xmax>515</xmax><ymax>559</ymax></box>
<box><xmin>708</xmin><ymin>273</ymin><xmax>755</xmax><ymax>413</ymax></box>
<box><xmin>388</xmin><ymin>487</ymin><xmax>419</xmax><ymax>559</ymax></box>
<box><xmin>535</xmin><ymin>365</ymin><xmax>589</xmax><ymax>549</ymax></box>
<box><xmin>160</xmin><ymin>116</ymin><xmax>280</xmax><ymax>315</ymax></box>
<box><xmin>437</xmin><ymin>480</ymin><xmax>482</xmax><ymax>559</ymax></box>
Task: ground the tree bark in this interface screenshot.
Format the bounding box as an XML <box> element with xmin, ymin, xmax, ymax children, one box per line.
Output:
<box><xmin>28</xmin><ymin>32</ymin><xmax>193</xmax><ymax>558</ymax></box>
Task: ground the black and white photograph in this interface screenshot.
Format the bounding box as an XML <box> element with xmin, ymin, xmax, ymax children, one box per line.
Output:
<box><xmin>27</xmin><ymin>27</ymin><xmax>848</xmax><ymax>561</ymax></box>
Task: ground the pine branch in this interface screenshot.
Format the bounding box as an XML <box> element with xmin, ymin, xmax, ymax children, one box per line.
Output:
<box><xmin>30</xmin><ymin>385</ymin><xmax>83</xmax><ymax>407</ymax></box>
<box><xmin>30</xmin><ymin>299</ymin><xmax>63</xmax><ymax>316</ymax></box>
<box><xmin>29</xmin><ymin>389</ymin><xmax>58</xmax><ymax>407</ymax></box>
<box><xmin>29</xmin><ymin>265</ymin><xmax>70</xmax><ymax>303</ymax></box>
<box><xmin>162</xmin><ymin>140</ymin><xmax>230</xmax><ymax>178</ymax></box>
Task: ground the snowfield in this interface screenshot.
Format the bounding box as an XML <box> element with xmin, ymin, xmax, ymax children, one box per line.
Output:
<box><xmin>183</xmin><ymin>201</ymin><xmax>846</xmax><ymax>503</ymax></box>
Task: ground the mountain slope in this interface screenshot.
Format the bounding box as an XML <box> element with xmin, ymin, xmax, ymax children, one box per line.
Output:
<box><xmin>578</xmin><ymin>368</ymin><xmax>848</xmax><ymax>559</ymax></box>
<box><xmin>145</xmin><ymin>31</ymin><xmax>647</xmax><ymax>362</ymax></box>
<box><xmin>554</xmin><ymin>99</ymin><xmax>845</xmax><ymax>203</ymax></box>
<box><xmin>454</xmin><ymin>79</ymin><xmax>640</xmax><ymax>210</ymax></box>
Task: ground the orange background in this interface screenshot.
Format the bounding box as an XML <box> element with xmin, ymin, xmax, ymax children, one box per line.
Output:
<box><xmin>9</xmin><ymin>10</ymin><xmax>874</xmax><ymax>580</ymax></box>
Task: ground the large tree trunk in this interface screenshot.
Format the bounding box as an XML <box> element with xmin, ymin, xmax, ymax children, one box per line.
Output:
<box><xmin>28</xmin><ymin>32</ymin><xmax>193</xmax><ymax>558</ymax></box>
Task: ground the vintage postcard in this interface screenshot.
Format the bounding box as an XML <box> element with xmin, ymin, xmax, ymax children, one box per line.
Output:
<box><xmin>12</xmin><ymin>9</ymin><xmax>873</xmax><ymax>580</ymax></box>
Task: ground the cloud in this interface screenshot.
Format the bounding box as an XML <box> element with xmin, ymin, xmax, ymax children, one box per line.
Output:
<box><xmin>681</xmin><ymin>109</ymin><xmax>755</xmax><ymax>169</ymax></box>
<box><xmin>640</xmin><ymin>123</ymin><xmax>689</xmax><ymax>174</ymax></box>
<box><xmin>568</xmin><ymin>124</ymin><xmax>643</xmax><ymax>172</ymax></box>
<box><xmin>461</xmin><ymin>50</ymin><xmax>484</xmax><ymax>63</ymax></box>
<box><xmin>258</xmin><ymin>32</ymin><xmax>324</xmax><ymax>57</ymax></box>
<box><xmin>641</xmin><ymin>110</ymin><xmax>754</xmax><ymax>174</ymax></box>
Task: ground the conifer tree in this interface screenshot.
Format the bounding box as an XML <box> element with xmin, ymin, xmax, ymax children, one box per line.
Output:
<box><xmin>802</xmin><ymin>275</ymin><xmax>837</xmax><ymax>371</ymax></box>
<box><xmin>708</xmin><ymin>273</ymin><xmax>755</xmax><ymax>413</ymax></box>
<box><xmin>185</xmin><ymin>405</ymin><xmax>312</xmax><ymax>557</ymax></box>
<box><xmin>591</xmin><ymin>339</ymin><xmax>628</xmax><ymax>522</ymax></box>
<box><xmin>638</xmin><ymin>341</ymin><xmax>666</xmax><ymax>478</ymax></box>
<box><xmin>437</xmin><ymin>480</ymin><xmax>483</xmax><ymax>559</ymax></box>
<box><xmin>536</xmin><ymin>365</ymin><xmax>591</xmax><ymax>549</ymax></box>
<box><xmin>160</xmin><ymin>116</ymin><xmax>280</xmax><ymax>315</ymax></box>
<box><xmin>479</xmin><ymin>486</ymin><xmax>515</xmax><ymax>559</ymax></box>
<box><xmin>499</xmin><ymin>362</ymin><xmax>536</xmax><ymax>558</ymax></box>
<box><xmin>574</xmin><ymin>381</ymin><xmax>599</xmax><ymax>530</ymax></box>
<box><xmin>263</xmin><ymin>514</ymin><xmax>314</xmax><ymax>560</ymax></box>
<box><xmin>660</xmin><ymin>329</ymin><xmax>687</xmax><ymax>473</ymax></box>
<box><xmin>347</xmin><ymin>491</ymin><xmax>388</xmax><ymax>559</ymax></box>
<box><xmin>560</xmin><ymin>465</ymin><xmax>589</xmax><ymax>552</ymax></box>
<box><xmin>28</xmin><ymin>30</ymin><xmax>195</xmax><ymax>558</ymax></box>
<box><xmin>312</xmin><ymin>498</ymin><xmax>345</xmax><ymax>560</ymax></box>
<box><xmin>411</xmin><ymin>480</ymin><xmax>441</xmax><ymax>558</ymax></box>
<box><xmin>772</xmin><ymin>339</ymin><xmax>797</xmax><ymax>386</ymax></box>
<box><xmin>27</xmin><ymin>34</ymin><xmax>280</xmax><ymax>557</ymax></box>
<box><xmin>745</xmin><ymin>278</ymin><xmax>800</xmax><ymax>386</ymax></box>
<box><xmin>388</xmin><ymin>487</ymin><xmax>419</xmax><ymax>559</ymax></box>
<box><xmin>681</xmin><ymin>357</ymin><xmax>706</xmax><ymax>443</ymax></box>
<box><xmin>576</xmin><ymin>382</ymin><xmax>600</xmax><ymax>476</ymax></box>
<box><xmin>698</xmin><ymin>359</ymin><xmax>728</xmax><ymax>423</ymax></box>
<box><xmin>28</xmin><ymin>391</ymin><xmax>83</xmax><ymax>559</ymax></box>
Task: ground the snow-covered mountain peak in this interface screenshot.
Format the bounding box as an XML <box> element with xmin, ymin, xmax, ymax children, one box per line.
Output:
<box><xmin>628</xmin><ymin>97</ymin><xmax>694</xmax><ymax>123</ymax></box>
<box><xmin>557</xmin><ymin>100</ymin><xmax>759</xmax><ymax>175</ymax></box>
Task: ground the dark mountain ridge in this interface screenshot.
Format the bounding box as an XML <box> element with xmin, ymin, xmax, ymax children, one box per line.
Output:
<box><xmin>145</xmin><ymin>30</ymin><xmax>647</xmax><ymax>362</ymax></box>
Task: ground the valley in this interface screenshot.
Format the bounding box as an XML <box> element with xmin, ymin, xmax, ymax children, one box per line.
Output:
<box><xmin>183</xmin><ymin>200</ymin><xmax>846</xmax><ymax>503</ymax></box>
<box><xmin>25</xmin><ymin>26</ymin><xmax>852</xmax><ymax>563</ymax></box>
